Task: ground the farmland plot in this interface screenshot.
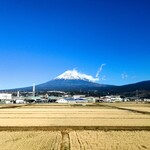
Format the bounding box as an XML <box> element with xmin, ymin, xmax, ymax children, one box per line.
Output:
<box><xmin>0</xmin><ymin>131</ymin><xmax>62</xmax><ymax>150</ymax></box>
<box><xmin>103</xmin><ymin>103</ymin><xmax>150</xmax><ymax>113</ymax></box>
<box><xmin>0</xmin><ymin>130</ymin><xmax>150</xmax><ymax>150</ymax></box>
<box><xmin>70</xmin><ymin>131</ymin><xmax>150</xmax><ymax>150</ymax></box>
<box><xmin>0</xmin><ymin>105</ymin><xmax>150</xmax><ymax>126</ymax></box>
<box><xmin>120</xmin><ymin>107</ymin><xmax>150</xmax><ymax>113</ymax></box>
<box><xmin>0</xmin><ymin>104</ymin><xmax>150</xmax><ymax>150</ymax></box>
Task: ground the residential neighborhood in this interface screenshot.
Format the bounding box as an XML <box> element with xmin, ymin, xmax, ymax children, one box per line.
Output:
<box><xmin>0</xmin><ymin>90</ymin><xmax>147</xmax><ymax>105</ymax></box>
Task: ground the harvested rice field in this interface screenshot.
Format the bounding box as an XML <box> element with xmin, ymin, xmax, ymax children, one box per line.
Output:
<box><xmin>0</xmin><ymin>131</ymin><xmax>150</xmax><ymax>150</ymax></box>
<box><xmin>0</xmin><ymin>103</ymin><xmax>150</xmax><ymax>127</ymax></box>
<box><xmin>0</xmin><ymin>131</ymin><xmax>62</xmax><ymax>150</ymax></box>
<box><xmin>103</xmin><ymin>102</ymin><xmax>150</xmax><ymax>113</ymax></box>
<box><xmin>0</xmin><ymin>103</ymin><xmax>150</xmax><ymax>150</ymax></box>
<box><xmin>69</xmin><ymin>130</ymin><xmax>150</xmax><ymax>150</ymax></box>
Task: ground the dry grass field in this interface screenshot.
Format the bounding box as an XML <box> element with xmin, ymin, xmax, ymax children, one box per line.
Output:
<box><xmin>0</xmin><ymin>130</ymin><xmax>149</xmax><ymax>150</ymax></box>
<box><xmin>69</xmin><ymin>130</ymin><xmax>150</xmax><ymax>150</ymax></box>
<box><xmin>103</xmin><ymin>102</ymin><xmax>150</xmax><ymax>113</ymax></box>
<box><xmin>0</xmin><ymin>103</ymin><xmax>150</xmax><ymax>126</ymax></box>
<box><xmin>0</xmin><ymin>131</ymin><xmax>62</xmax><ymax>150</ymax></box>
<box><xmin>0</xmin><ymin>103</ymin><xmax>150</xmax><ymax>150</ymax></box>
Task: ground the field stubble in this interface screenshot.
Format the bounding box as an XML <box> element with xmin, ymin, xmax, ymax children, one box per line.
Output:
<box><xmin>0</xmin><ymin>103</ymin><xmax>150</xmax><ymax>150</ymax></box>
<box><xmin>0</xmin><ymin>130</ymin><xmax>150</xmax><ymax>150</ymax></box>
<box><xmin>0</xmin><ymin>104</ymin><xmax>150</xmax><ymax>126</ymax></box>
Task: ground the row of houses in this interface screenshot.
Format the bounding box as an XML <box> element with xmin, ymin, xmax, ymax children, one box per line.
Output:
<box><xmin>0</xmin><ymin>93</ymin><xmax>125</xmax><ymax>104</ymax></box>
<box><xmin>98</xmin><ymin>95</ymin><xmax>123</xmax><ymax>103</ymax></box>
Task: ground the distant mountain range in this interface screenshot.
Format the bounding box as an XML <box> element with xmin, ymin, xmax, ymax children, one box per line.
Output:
<box><xmin>108</xmin><ymin>80</ymin><xmax>150</xmax><ymax>97</ymax></box>
<box><xmin>1</xmin><ymin>70</ymin><xmax>150</xmax><ymax>98</ymax></box>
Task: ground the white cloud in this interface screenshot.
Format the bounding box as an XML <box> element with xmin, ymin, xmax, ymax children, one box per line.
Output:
<box><xmin>121</xmin><ymin>73</ymin><xmax>128</xmax><ymax>79</ymax></box>
<box><xmin>96</xmin><ymin>64</ymin><xmax>106</xmax><ymax>78</ymax></box>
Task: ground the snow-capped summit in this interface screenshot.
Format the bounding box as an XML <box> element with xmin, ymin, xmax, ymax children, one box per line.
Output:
<box><xmin>55</xmin><ymin>69</ymin><xmax>99</xmax><ymax>82</ymax></box>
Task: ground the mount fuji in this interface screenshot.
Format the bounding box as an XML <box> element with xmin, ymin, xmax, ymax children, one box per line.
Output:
<box><xmin>55</xmin><ymin>69</ymin><xmax>99</xmax><ymax>82</ymax></box>
<box><xmin>7</xmin><ymin>69</ymin><xmax>111</xmax><ymax>92</ymax></box>
<box><xmin>35</xmin><ymin>69</ymin><xmax>110</xmax><ymax>91</ymax></box>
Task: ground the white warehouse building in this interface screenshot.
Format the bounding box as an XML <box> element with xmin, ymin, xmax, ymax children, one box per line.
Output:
<box><xmin>0</xmin><ymin>93</ymin><xmax>12</xmax><ymax>100</ymax></box>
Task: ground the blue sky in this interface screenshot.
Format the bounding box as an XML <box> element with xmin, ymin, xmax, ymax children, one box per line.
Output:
<box><xmin>0</xmin><ymin>0</ymin><xmax>150</xmax><ymax>89</ymax></box>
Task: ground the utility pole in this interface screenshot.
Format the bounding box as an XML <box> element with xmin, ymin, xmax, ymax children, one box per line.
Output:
<box><xmin>136</xmin><ymin>90</ymin><xmax>139</xmax><ymax>103</ymax></box>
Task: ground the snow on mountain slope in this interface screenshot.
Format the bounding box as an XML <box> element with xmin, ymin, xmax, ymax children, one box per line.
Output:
<box><xmin>55</xmin><ymin>69</ymin><xmax>99</xmax><ymax>82</ymax></box>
